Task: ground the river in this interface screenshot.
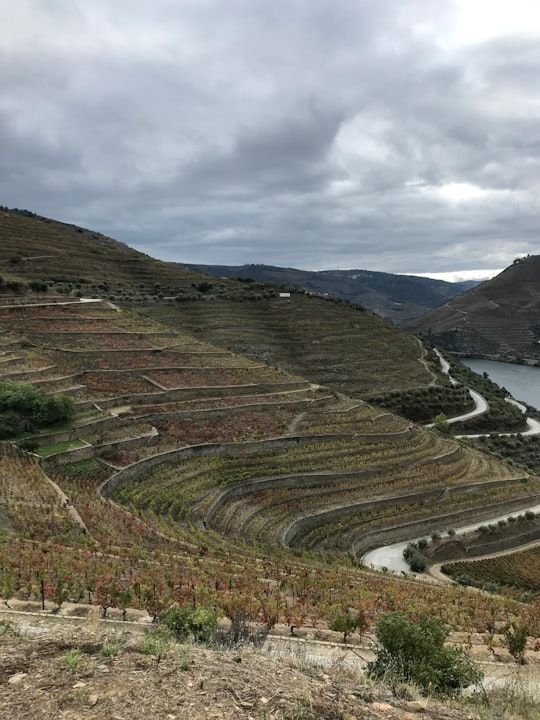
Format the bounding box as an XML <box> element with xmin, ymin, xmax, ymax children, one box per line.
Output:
<box><xmin>460</xmin><ymin>358</ymin><xmax>540</xmax><ymax>411</ymax></box>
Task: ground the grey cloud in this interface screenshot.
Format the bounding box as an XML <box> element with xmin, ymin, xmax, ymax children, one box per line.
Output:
<box><xmin>0</xmin><ymin>0</ymin><xmax>539</xmax><ymax>276</ymax></box>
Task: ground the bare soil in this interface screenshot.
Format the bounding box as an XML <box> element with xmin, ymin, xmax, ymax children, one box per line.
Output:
<box><xmin>0</xmin><ymin>606</ymin><xmax>484</xmax><ymax>720</ymax></box>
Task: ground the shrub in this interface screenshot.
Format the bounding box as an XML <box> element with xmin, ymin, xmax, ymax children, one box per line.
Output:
<box><xmin>367</xmin><ymin>612</ymin><xmax>483</xmax><ymax>697</ymax></box>
<box><xmin>18</xmin><ymin>438</ymin><xmax>39</xmax><ymax>453</ymax></box>
<box><xmin>328</xmin><ymin>607</ymin><xmax>367</xmax><ymax>643</ymax></box>
<box><xmin>157</xmin><ymin>604</ymin><xmax>217</xmax><ymax>644</ymax></box>
<box><xmin>408</xmin><ymin>552</ymin><xmax>427</xmax><ymax>573</ymax></box>
<box><xmin>504</xmin><ymin>619</ymin><xmax>528</xmax><ymax>663</ymax></box>
<box><xmin>402</xmin><ymin>543</ymin><xmax>428</xmax><ymax>573</ymax></box>
<box><xmin>433</xmin><ymin>412</ymin><xmax>450</xmax><ymax>434</ymax></box>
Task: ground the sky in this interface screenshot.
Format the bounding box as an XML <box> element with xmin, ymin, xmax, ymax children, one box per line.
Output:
<box><xmin>1</xmin><ymin>1</ymin><xmax>539</xmax><ymax>281</ymax></box>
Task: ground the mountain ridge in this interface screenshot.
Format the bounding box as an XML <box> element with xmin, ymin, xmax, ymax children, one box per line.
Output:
<box><xmin>181</xmin><ymin>261</ymin><xmax>479</xmax><ymax>324</ymax></box>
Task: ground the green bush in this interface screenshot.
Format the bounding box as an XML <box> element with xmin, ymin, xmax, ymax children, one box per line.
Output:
<box><xmin>367</xmin><ymin>612</ymin><xmax>483</xmax><ymax>697</ymax></box>
<box><xmin>0</xmin><ymin>380</ymin><xmax>75</xmax><ymax>438</ymax></box>
<box><xmin>328</xmin><ymin>606</ymin><xmax>367</xmax><ymax>643</ymax></box>
<box><xmin>402</xmin><ymin>543</ymin><xmax>428</xmax><ymax>573</ymax></box>
<box><xmin>503</xmin><ymin>619</ymin><xmax>528</xmax><ymax>663</ymax></box>
<box><xmin>157</xmin><ymin>604</ymin><xmax>217</xmax><ymax>644</ymax></box>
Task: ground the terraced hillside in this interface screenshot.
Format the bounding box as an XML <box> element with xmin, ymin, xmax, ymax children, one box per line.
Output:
<box><xmin>106</xmin><ymin>399</ymin><xmax>534</xmax><ymax>559</ymax></box>
<box><xmin>1</xmin><ymin>209</ymin><xmax>433</xmax><ymax>396</ymax></box>
<box><xmin>2</xmin><ymin>295</ymin><xmax>533</xmax><ymax>556</ymax></box>
<box><xmin>2</xmin><ymin>293</ymin><xmax>540</xmax><ymax>639</ymax></box>
<box><xmin>138</xmin><ymin>295</ymin><xmax>431</xmax><ymax>397</ymax></box>
<box><xmin>409</xmin><ymin>255</ymin><xmax>540</xmax><ymax>363</ymax></box>
<box><xmin>2</xmin><ymin>213</ymin><xmax>540</xmax><ymax>638</ymax></box>
<box><xmin>0</xmin><ymin>298</ymin><xmax>324</xmax><ymax>466</ymax></box>
<box><xmin>0</xmin><ymin>210</ymin><xmax>209</xmax><ymax>294</ymax></box>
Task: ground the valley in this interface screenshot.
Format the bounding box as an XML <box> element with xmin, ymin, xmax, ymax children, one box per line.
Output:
<box><xmin>1</xmin><ymin>211</ymin><xmax>540</xmax><ymax>717</ymax></box>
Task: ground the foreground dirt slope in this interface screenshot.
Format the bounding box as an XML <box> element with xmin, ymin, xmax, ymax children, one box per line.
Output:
<box><xmin>0</xmin><ymin>614</ymin><xmax>473</xmax><ymax>720</ymax></box>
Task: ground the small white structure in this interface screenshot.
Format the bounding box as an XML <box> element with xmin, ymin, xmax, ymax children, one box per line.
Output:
<box><xmin>279</xmin><ymin>292</ymin><xmax>291</xmax><ymax>298</ymax></box>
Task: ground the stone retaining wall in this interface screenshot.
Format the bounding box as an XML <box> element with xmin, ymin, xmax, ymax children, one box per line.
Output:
<box><xmin>455</xmin><ymin>525</ymin><xmax>540</xmax><ymax>558</ymax></box>
<box><xmin>282</xmin><ymin>475</ymin><xmax>527</xmax><ymax>548</ymax></box>
<box><xmin>37</xmin><ymin>394</ymin><xmax>335</xmax><ymax>445</ymax></box>
<box><xmin>99</xmin><ymin>427</ymin><xmax>415</xmax><ymax>499</ymax></box>
<box><xmin>85</xmin><ymin>381</ymin><xmax>312</xmax><ymax>410</ymax></box>
<box><xmin>205</xmin><ymin>469</ymin><xmax>380</xmax><ymax>525</ymax></box>
<box><xmin>42</xmin><ymin>431</ymin><xmax>157</xmax><ymax>467</ymax></box>
<box><xmin>281</xmin><ymin>487</ymin><xmax>445</xmax><ymax>547</ymax></box>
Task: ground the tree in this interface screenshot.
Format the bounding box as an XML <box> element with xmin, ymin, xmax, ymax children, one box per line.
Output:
<box><xmin>433</xmin><ymin>412</ymin><xmax>450</xmax><ymax>435</ymax></box>
<box><xmin>367</xmin><ymin>612</ymin><xmax>483</xmax><ymax>697</ymax></box>
<box><xmin>0</xmin><ymin>380</ymin><xmax>75</xmax><ymax>438</ymax></box>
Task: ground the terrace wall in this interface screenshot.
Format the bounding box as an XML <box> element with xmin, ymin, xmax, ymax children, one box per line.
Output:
<box><xmin>205</xmin><ymin>469</ymin><xmax>381</xmax><ymax>525</ymax></box>
<box><xmin>35</xmin><ymin>394</ymin><xmax>335</xmax><ymax>445</ymax></box>
<box><xmin>42</xmin><ymin>430</ymin><xmax>157</xmax><ymax>467</ymax></box>
<box><xmin>448</xmin><ymin>525</ymin><xmax>540</xmax><ymax>558</ymax></box>
<box><xmin>77</xmin><ymin>381</ymin><xmax>314</xmax><ymax>410</ymax></box>
<box><xmin>99</xmin><ymin>427</ymin><xmax>415</xmax><ymax>498</ymax></box>
<box><xmin>281</xmin><ymin>476</ymin><xmax>531</xmax><ymax>549</ymax></box>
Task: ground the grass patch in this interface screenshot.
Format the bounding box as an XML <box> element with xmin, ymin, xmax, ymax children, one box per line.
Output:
<box><xmin>36</xmin><ymin>439</ymin><xmax>89</xmax><ymax>457</ymax></box>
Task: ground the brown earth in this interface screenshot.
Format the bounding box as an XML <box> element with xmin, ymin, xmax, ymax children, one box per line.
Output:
<box><xmin>2</xmin><ymin>602</ymin><xmax>540</xmax><ymax>720</ymax></box>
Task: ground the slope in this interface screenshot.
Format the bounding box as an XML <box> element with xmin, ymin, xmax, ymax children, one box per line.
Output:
<box><xmin>0</xmin><ymin>208</ymin><xmax>433</xmax><ymax>395</ymax></box>
<box><xmin>408</xmin><ymin>256</ymin><xmax>540</xmax><ymax>363</ymax></box>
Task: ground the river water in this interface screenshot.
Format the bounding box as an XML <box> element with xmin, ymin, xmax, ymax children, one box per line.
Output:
<box><xmin>460</xmin><ymin>358</ymin><xmax>540</xmax><ymax>411</ymax></box>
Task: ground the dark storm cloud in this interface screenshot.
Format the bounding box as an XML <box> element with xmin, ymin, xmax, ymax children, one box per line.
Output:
<box><xmin>1</xmin><ymin>0</ymin><xmax>539</xmax><ymax>276</ymax></box>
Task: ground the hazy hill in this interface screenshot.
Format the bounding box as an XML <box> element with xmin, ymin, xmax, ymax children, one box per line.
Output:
<box><xmin>182</xmin><ymin>262</ymin><xmax>478</xmax><ymax>324</ymax></box>
<box><xmin>408</xmin><ymin>255</ymin><xmax>540</xmax><ymax>364</ymax></box>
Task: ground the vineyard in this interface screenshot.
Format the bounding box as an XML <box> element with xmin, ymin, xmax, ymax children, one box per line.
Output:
<box><xmin>0</xmin><ymin>272</ymin><xmax>540</xmax><ymax>639</ymax></box>
<box><xmin>442</xmin><ymin>548</ymin><xmax>540</xmax><ymax>600</ymax></box>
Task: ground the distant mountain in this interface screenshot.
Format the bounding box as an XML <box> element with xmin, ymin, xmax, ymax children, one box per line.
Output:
<box><xmin>408</xmin><ymin>255</ymin><xmax>540</xmax><ymax>364</ymax></box>
<box><xmin>182</xmin><ymin>263</ymin><xmax>478</xmax><ymax>324</ymax></box>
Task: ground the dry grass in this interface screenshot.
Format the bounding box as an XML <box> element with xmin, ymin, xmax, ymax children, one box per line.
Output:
<box><xmin>0</xmin><ymin>616</ymin><xmax>481</xmax><ymax>720</ymax></box>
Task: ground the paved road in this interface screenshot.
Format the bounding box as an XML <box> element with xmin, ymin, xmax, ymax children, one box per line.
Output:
<box><xmin>362</xmin><ymin>503</ymin><xmax>540</xmax><ymax>574</ymax></box>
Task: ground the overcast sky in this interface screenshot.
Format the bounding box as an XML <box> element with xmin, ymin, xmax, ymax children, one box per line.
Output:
<box><xmin>2</xmin><ymin>1</ymin><xmax>539</xmax><ymax>280</ymax></box>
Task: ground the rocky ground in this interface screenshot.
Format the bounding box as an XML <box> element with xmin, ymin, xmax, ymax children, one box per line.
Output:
<box><xmin>1</xmin><ymin>602</ymin><xmax>539</xmax><ymax>720</ymax></box>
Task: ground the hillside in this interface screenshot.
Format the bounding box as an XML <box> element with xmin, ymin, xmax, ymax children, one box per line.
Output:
<box><xmin>0</xmin><ymin>208</ymin><xmax>210</xmax><ymax>295</ymax></box>
<box><xmin>408</xmin><ymin>256</ymin><xmax>540</xmax><ymax>363</ymax></box>
<box><xmin>0</xmin><ymin>209</ymin><xmax>433</xmax><ymax>396</ymax></box>
<box><xmin>1</xmin><ymin>210</ymin><xmax>540</xmax><ymax>716</ymax></box>
<box><xmin>183</xmin><ymin>262</ymin><xmax>477</xmax><ymax>324</ymax></box>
